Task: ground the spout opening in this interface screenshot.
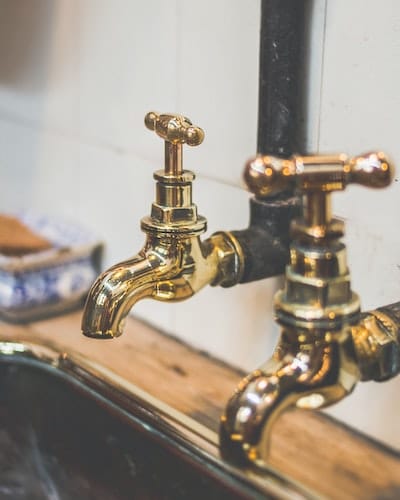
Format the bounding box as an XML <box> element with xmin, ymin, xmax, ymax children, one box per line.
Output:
<box><xmin>80</xmin><ymin>254</ymin><xmax>160</xmax><ymax>339</ymax></box>
<box><xmin>81</xmin><ymin>329</ymin><xmax>120</xmax><ymax>340</ymax></box>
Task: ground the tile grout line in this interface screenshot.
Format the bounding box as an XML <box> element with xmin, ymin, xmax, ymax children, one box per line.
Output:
<box><xmin>175</xmin><ymin>0</ymin><xmax>181</xmax><ymax>113</ymax></box>
<box><xmin>0</xmin><ymin>110</ymin><xmax>245</xmax><ymax>191</ymax></box>
<box><xmin>315</xmin><ymin>0</ymin><xmax>328</xmax><ymax>153</ymax></box>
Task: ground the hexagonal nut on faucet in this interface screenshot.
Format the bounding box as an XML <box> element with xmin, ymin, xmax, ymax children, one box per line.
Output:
<box><xmin>352</xmin><ymin>311</ymin><xmax>400</xmax><ymax>382</ymax></box>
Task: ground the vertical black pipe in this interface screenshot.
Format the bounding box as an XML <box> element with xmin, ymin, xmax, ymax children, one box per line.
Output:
<box><xmin>257</xmin><ymin>0</ymin><xmax>307</xmax><ymax>157</ymax></box>
<box><xmin>231</xmin><ymin>0</ymin><xmax>307</xmax><ymax>283</ymax></box>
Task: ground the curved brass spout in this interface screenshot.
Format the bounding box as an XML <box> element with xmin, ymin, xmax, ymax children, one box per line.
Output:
<box><xmin>82</xmin><ymin>237</ymin><xmax>181</xmax><ymax>339</ymax></box>
<box><xmin>220</xmin><ymin>329</ymin><xmax>359</xmax><ymax>467</ymax></box>
<box><xmin>82</xmin><ymin>232</ymin><xmax>242</xmax><ymax>338</ymax></box>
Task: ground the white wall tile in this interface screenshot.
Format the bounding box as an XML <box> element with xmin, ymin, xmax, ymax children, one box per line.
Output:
<box><xmin>172</xmin><ymin>278</ymin><xmax>281</xmax><ymax>372</ymax></box>
<box><xmin>304</xmin><ymin>0</ymin><xmax>327</xmax><ymax>152</ymax></box>
<box><xmin>320</xmin><ymin>0</ymin><xmax>400</xmax><ymax>157</ymax></box>
<box><xmin>0</xmin><ymin>119</ymin><xmax>79</xmax><ymax>215</ymax></box>
<box><xmin>177</xmin><ymin>0</ymin><xmax>260</xmax><ymax>185</ymax></box>
<box><xmin>77</xmin><ymin>0</ymin><xmax>178</xmax><ymax>158</ymax></box>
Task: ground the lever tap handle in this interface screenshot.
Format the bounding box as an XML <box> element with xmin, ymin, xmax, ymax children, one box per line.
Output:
<box><xmin>244</xmin><ymin>152</ymin><xmax>393</xmax><ymax>198</ymax></box>
<box><xmin>347</xmin><ymin>152</ymin><xmax>393</xmax><ymax>188</ymax></box>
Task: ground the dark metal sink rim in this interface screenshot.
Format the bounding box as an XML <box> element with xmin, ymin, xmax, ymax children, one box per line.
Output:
<box><xmin>0</xmin><ymin>340</ymin><xmax>314</xmax><ymax>499</ymax></box>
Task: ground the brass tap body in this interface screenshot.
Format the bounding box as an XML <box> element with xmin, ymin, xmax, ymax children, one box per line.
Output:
<box><xmin>142</xmin><ymin>112</ymin><xmax>207</xmax><ymax>236</ymax></box>
<box><xmin>221</xmin><ymin>151</ymin><xmax>394</xmax><ymax>467</ymax></box>
<box><xmin>82</xmin><ymin>112</ymin><xmax>244</xmax><ymax>339</ymax></box>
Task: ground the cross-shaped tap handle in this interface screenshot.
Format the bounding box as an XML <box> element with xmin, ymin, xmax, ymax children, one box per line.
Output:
<box><xmin>244</xmin><ymin>152</ymin><xmax>393</xmax><ymax>198</ymax></box>
<box><xmin>145</xmin><ymin>112</ymin><xmax>204</xmax><ymax>146</ymax></box>
<box><xmin>145</xmin><ymin>112</ymin><xmax>204</xmax><ymax>176</ymax></box>
<box><xmin>244</xmin><ymin>151</ymin><xmax>393</xmax><ymax>238</ymax></box>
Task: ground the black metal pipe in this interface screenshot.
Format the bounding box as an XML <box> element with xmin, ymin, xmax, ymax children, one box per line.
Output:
<box><xmin>232</xmin><ymin>196</ymin><xmax>298</xmax><ymax>283</ymax></box>
<box><xmin>376</xmin><ymin>302</ymin><xmax>400</xmax><ymax>326</ymax></box>
<box><xmin>232</xmin><ymin>0</ymin><xmax>307</xmax><ymax>284</ymax></box>
<box><xmin>257</xmin><ymin>0</ymin><xmax>307</xmax><ymax>157</ymax></box>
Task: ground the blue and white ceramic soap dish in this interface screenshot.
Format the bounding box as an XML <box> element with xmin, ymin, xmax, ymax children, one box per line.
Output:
<box><xmin>0</xmin><ymin>212</ymin><xmax>103</xmax><ymax>323</ymax></box>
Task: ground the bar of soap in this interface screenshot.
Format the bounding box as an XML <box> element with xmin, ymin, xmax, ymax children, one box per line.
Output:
<box><xmin>0</xmin><ymin>214</ymin><xmax>52</xmax><ymax>256</ymax></box>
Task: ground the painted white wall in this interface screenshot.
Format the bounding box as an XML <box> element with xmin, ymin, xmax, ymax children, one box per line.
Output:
<box><xmin>0</xmin><ymin>0</ymin><xmax>399</xmax><ymax>448</ymax></box>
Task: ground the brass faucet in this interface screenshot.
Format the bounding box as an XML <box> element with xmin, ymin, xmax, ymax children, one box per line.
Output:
<box><xmin>220</xmin><ymin>151</ymin><xmax>394</xmax><ymax>467</ymax></box>
<box><xmin>82</xmin><ymin>112</ymin><xmax>244</xmax><ymax>338</ymax></box>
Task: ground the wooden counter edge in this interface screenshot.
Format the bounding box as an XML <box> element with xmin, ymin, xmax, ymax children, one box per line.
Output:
<box><xmin>0</xmin><ymin>310</ymin><xmax>399</xmax><ymax>499</ymax></box>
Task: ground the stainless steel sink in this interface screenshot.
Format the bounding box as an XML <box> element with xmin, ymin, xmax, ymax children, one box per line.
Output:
<box><xmin>0</xmin><ymin>340</ymin><xmax>313</xmax><ymax>499</ymax></box>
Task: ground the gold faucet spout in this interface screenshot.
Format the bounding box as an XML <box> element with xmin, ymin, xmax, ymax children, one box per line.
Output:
<box><xmin>81</xmin><ymin>238</ymin><xmax>182</xmax><ymax>339</ymax></box>
<box><xmin>220</xmin><ymin>331</ymin><xmax>359</xmax><ymax>467</ymax></box>
<box><xmin>82</xmin><ymin>232</ymin><xmax>243</xmax><ymax>339</ymax></box>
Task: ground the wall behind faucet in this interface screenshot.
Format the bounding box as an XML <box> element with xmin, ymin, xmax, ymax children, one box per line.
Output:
<box><xmin>0</xmin><ymin>0</ymin><xmax>399</xmax><ymax>448</ymax></box>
